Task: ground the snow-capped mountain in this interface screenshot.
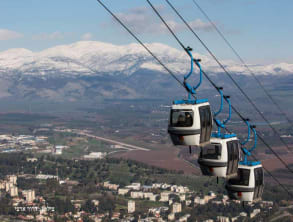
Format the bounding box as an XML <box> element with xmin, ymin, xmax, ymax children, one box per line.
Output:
<box><xmin>0</xmin><ymin>41</ymin><xmax>292</xmax><ymax>77</ymax></box>
<box><xmin>0</xmin><ymin>41</ymin><xmax>292</xmax><ymax>103</ymax></box>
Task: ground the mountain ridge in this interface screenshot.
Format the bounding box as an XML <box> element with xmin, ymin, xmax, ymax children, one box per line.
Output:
<box><xmin>0</xmin><ymin>41</ymin><xmax>293</xmax><ymax>77</ymax></box>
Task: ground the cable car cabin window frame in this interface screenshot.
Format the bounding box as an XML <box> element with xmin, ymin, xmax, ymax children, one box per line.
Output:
<box><xmin>205</xmin><ymin>106</ymin><xmax>212</xmax><ymax>142</ymax></box>
<box><xmin>254</xmin><ymin>167</ymin><xmax>264</xmax><ymax>199</ymax></box>
<box><xmin>228</xmin><ymin>168</ymin><xmax>250</xmax><ymax>186</ymax></box>
<box><xmin>232</xmin><ymin>142</ymin><xmax>239</xmax><ymax>174</ymax></box>
<box><xmin>227</xmin><ymin>142</ymin><xmax>233</xmax><ymax>175</ymax></box>
<box><xmin>199</xmin><ymin>106</ymin><xmax>212</xmax><ymax>143</ymax></box>
<box><xmin>200</xmin><ymin>143</ymin><xmax>222</xmax><ymax>160</ymax></box>
<box><xmin>170</xmin><ymin>109</ymin><xmax>194</xmax><ymax>127</ymax></box>
<box><xmin>227</xmin><ymin>140</ymin><xmax>240</xmax><ymax>175</ymax></box>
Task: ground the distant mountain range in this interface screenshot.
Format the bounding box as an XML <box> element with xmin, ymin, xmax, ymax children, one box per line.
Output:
<box><xmin>0</xmin><ymin>41</ymin><xmax>292</xmax><ymax>103</ymax></box>
<box><xmin>1</xmin><ymin>41</ymin><xmax>293</xmax><ymax>77</ymax></box>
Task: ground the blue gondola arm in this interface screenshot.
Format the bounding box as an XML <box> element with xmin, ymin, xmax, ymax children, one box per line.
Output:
<box><xmin>223</xmin><ymin>96</ymin><xmax>232</xmax><ymax>125</ymax></box>
<box><xmin>214</xmin><ymin>87</ymin><xmax>223</xmax><ymax>117</ymax></box>
<box><xmin>240</xmin><ymin>119</ymin><xmax>251</xmax><ymax>146</ymax></box>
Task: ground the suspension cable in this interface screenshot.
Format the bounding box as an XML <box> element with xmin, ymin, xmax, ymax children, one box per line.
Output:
<box><xmin>191</xmin><ymin>0</ymin><xmax>293</xmax><ymax>131</ymax></box>
<box><xmin>96</xmin><ymin>0</ymin><xmax>293</xmax><ymax>197</ymax></box>
<box><xmin>146</xmin><ymin>0</ymin><xmax>293</xmax><ymax>173</ymax></box>
<box><xmin>164</xmin><ymin>0</ymin><xmax>293</xmax><ymax>152</ymax></box>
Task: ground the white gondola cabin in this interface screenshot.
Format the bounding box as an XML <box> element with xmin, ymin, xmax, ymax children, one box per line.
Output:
<box><xmin>168</xmin><ymin>101</ymin><xmax>212</xmax><ymax>146</ymax></box>
<box><xmin>225</xmin><ymin>163</ymin><xmax>264</xmax><ymax>202</ymax></box>
<box><xmin>198</xmin><ymin>136</ymin><xmax>239</xmax><ymax>178</ymax></box>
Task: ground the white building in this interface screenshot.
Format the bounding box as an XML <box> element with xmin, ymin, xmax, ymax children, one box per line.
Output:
<box><xmin>36</xmin><ymin>174</ymin><xmax>58</xmax><ymax>180</ymax></box>
<box><xmin>7</xmin><ymin>175</ymin><xmax>17</xmax><ymax>185</ymax></box>
<box><xmin>143</xmin><ymin>192</ymin><xmax>155</xmax><ymax>200</ymax></box>
<box><xmin>10</xmin><ymin>186</ymin><xmax>18</xmax><ymax>197</ymax></box>
<box><xmin>5</xmin><ymin>182</ymin><xmax>13</xmax><ymax>192</ymax></box>
<box><xmin>171</xmin><ymin>185</ymin><xmax>189</xmax><ymax>194</ymax></box>
<box><xmin>23</xmin><ymin>190</ymin><xmax>36</xmax><ymax>202</ymax></box>
<box><xmin>103</xmin><ymin>181</ymin><xmax>119</xmax><ymax>190</ymax></box>
<box><xmin>152</xmin><ymin>183</ymin><xmax>162</xmax><ymax>189</ymax></box>
<box><xmin>217</xmin><ymin>216</ymin><xmax>229</xmax><ymax>222</ymax></box>
<box><xmin>55</xmin><ymin>145</ymin><xmax>67</xmax><ymax>149</ymax></box>
<box><xmin>126</xmin><ymin>183</ymin><xmax>141</xmax><ymax>190</ymax></box>
<box><xmin>161</xmin><ymin>183</ymin><xmax>171</xmax><ymax>189</ymax></box>
<box><xmin>148</xmin><ymin>207</ymin><xmax>169</xmax><ymax>217</ymax></box>
<box><xmin>26</xmin><ymin>158</ymin><xmax>38</xmax><ymax>162</ymax></box>
<box><xmin>55</xmin><ymin>148</ymin><xmax>62</xmax><ymax>155</ymax></box>
<box><xmin>194</xmin><ymin>196</ymin><xmax>206</xmax><ymax>205</ymax></box>
<box><xmin>118</xmin><ymin>188</ymin><xmax>130</xmax><ymax>195</ymax></box>
<box><xmin>84</xmin><ymin>152</ymin><xmax>106</xmax><ymax>160</ymax></box>
<box><xmin>128</xmin><ymin>200</ymin><xmax>135</xmax><ymax>213</ymax></box>
<box><xmin>172</xmin><ymin>202</ymin><xmax>182</xmax><ymax>213</ymax></box>
<box><xmin>179</xmin><ymin>194</ymin><xmax>186</xmax><ymax>201</ymax></box>
<box><xmin>160</xmin><ymin>192</ymin><xmax>171</xmax><ymax>202</ymax></box>
<box><xmin>130</xmin><ymin>191</ymin><xmax>144</xmax><ymax>199</ymax></box>
<box><xmin>53</xmin><ymin>145</ymin><xmax>69</xmax><ymax>155</ymax></box>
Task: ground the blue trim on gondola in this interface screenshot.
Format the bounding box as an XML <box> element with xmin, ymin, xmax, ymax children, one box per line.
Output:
<box><xmin>211</xmin><ymin>132</ymin><xmax>236</xmax><ymax>139</ymax></box>
<box><xmin>173</xmin><ymin>98</ymin><xmax>208</xmax><ymax>105</ymax></box>
<box><xmin>239</xmin><ymin>160</ymin><xmax>261</xmax><ymax>166</ymax></box>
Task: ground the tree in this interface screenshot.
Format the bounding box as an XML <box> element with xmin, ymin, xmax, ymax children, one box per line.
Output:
<box><xmin>81</xmin><ymin>199</ymin><xmax>97</xmax><ymax>214</ymax></box>
<box><xmin>99</xmin><ymin>195</ymin><xmax>115</xmax><ymax>213</ymax></box>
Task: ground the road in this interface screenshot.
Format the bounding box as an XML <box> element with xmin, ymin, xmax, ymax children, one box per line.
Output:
<box><xmin>73</xmin><ymin>130</ymin><xmax>150</xmax><ymax>151</ymax></box>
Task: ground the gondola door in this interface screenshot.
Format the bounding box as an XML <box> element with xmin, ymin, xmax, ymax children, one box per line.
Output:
<box><xmin>253</xmin><ymin>167</ymin><xmax>264</xmax><ymax>200</ymax></box>
<box><xmin>199</xmin><ymin>106</ymin><xmax>212</xmax><ymax>144</ymax></box>
<box><xmin>231</xmin><ymin>142</ymin><xmax>239</xmax><ymax>175</ymax></box>
<box><xmin>226</xmin><ymin>141</ymin><xmax>239</xmax><ymax>176</ymax></box>
<box><xmin>226</xmin><ymin>141</ymin><xmax>234</xmax><ymax>175</ymax></box>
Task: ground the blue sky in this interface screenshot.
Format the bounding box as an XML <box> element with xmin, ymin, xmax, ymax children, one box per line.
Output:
<box><xmin>0</xmin><ymin>0</ymin><xmax>292</xmax><ymax>64</ymax></box>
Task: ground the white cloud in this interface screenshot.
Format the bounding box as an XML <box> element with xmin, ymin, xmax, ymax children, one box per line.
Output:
<box><xmin>81</xmin><ymin>33</ymin><xmax>93</xmax><ymax>40</ymax></box>
<box><xmin>188</xmin><ymin>19</ymin><xmax>214</xmax><ymax>32</ymax></box>
<box><xmin>111</xmin><ymin>6</ymin><xmax>213</xmax><ymax>35</ymax></box>
<box><xmin>0</xmin><ymin>29</ymin><xmax>23</xmax><ymax>40</ymax></box>
<box><xmin>33</xmin><ymin>32</ymin><xmax>64</xmax><ymax>40</ymax></box>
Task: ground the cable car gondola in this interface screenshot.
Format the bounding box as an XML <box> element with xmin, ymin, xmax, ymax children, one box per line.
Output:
<box><xmin>198</xmin><ymin>136</ymin><xmax>239</xmax><ymax>178</ymax></box>
<box><xmin>226</xmin><ymin>121</ymin><xmax>264</xmax><ymax>202</ymax></box>
<box><xmin>168</xmin><ymin>47</ymin><xmax>212</xmax><ymax>146</ymax></box>
<box><xmin>198</xmin><ymin>89</ymin><xmax>239</xmax><ymax>178</ymax></box>
<box><xmin>226</xmin><ymin>163</ymin><xmax>264</xmax><ymax>202</ymax></box>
